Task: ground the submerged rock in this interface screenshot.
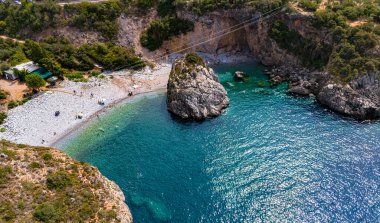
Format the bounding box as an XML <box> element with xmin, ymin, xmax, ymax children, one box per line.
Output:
<box><xmin>234</xmin><ymin>71</ymin><xmax>247</xmax><ymax>81</ymax></box>
<box><xmin>167</xmin><ymin>53</ymin><xmax>229</xmax><ymax>119</ymax></box>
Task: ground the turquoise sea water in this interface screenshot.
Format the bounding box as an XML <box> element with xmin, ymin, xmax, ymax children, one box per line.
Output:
<box><xmin>61</xmin><ymin>63</ymin><xmax>380</xmax><ymax>222</ymax></box>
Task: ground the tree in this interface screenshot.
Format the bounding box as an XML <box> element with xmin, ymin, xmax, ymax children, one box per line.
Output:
<box><xmin>25</xmin><ymin>74</ymin><xmax>46</xmax><ymax>90</ymax></box>
<box><xmin>23</xmin><ymin>40</ymin><xmax>48</xmax><ymax>64</ymax></box>
<box><xmin>13</xmin><ymin>69</ymin><xmax>29</xmax><ymax>82</ymax></box>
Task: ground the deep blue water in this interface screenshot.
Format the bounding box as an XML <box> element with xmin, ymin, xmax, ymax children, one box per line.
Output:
<box><xmin>61</xmin><ymin>63</ymin><xmax>380</xmax><ymax>222</ymax></box>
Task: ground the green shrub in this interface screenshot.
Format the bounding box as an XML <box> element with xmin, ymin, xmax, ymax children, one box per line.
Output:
<box><xmin>25</xmin><ymin>74</ymin><xmax>46</xmax><ymax>90</ymax></box>
<box><xmin>64</xmin><ymin>1</ymin><xmax>123</xmax><ymax>40</ymax></box>
<box><xmin>46</xmin><ymin>171</ymin><xmax>74</xmax><ymax>190</ymax></box>
<box><xmin>33</xmin><ymin>203</ymin><xmax>61</xmax><ymax>222</ymax></box>
<box><xmin>136</xmin><ymin>0</ymin><xmax>156</xmax><ymax>9</ymax></box>
<box><xmin>298</xmin><ymin>0</ymin><xmax>318</xmax><ymax>12</ymax></box>
<box><xmin>0</xmin><ymin>1</ymin><xmax>61</xmax><ymax>37</ymax></box>
<box><xmin>342</xmin><ymin>6</ymin><xmax>360</xmax><ymax>20</ymax></box>
<box><xmin>0</xmin><ymin>128</ymin><xmax>5</xmax><ymax>133</ymax></box>
<box><xmin>141</xmin><ymin>16</ymin><xmax>194</xmax><ymax>51</ymax></box>
<box><xmin>42</xmin><ymin>153</ymin><xmax>53</xmax><ymax>161</ymax></box>
<box><xmin>158</xmin><ymin>0</ymin><xmax>176</xmax><ymax>17</ymax></box>
<box><xmin>7</xmin><ymin>101</ymin><xmax>18</xmax><ymax>109</ymax></box>
<box><xmin>80</xmin><ymin>43</ymin><xmax>145</xmax><ymax>70</ymax></box>
<box><xmin>0</xmin><ymin>165</ymin><xmax>12</xmax><ymax>186</ymax></box>
<box><xmin>269</xmin><ymin>20</ymin><xmax>332</xmax><ymax>68</ymax></box>
<box><xmin>89</xmin><ymin>70</ymin><xmax>102</xmax><ymax>77</ymax></box>
<box><xmin>21</xmin><ymin>97</ymin><xmax>29</xmax><ymax>104</ymax></box>
<box><xmin>312</xmin><ymin>10</ymin><xmax>347</xmax><ymax>28</ymax></box>
<box><xmin>185</xmin><ymin>52</ymin><xmax>204</xmax><ymax>66</ymax></box>
<box><xmin>65</xmin><ymin>72</ymin><xmax>86</xmax><ymax>82</ymax></box>
<box><xmin>0</xmin><ymin>90</ymin><xmax>7</xmax><ymax>100</ymax></box>
<box><xmin>0</xmin><ymin>149</ymin><xmax>17</xmax><ymax>160</ymax></box>
<box><xmin>0</xmin><ymin>201</ymin><xmax>16</xmax><ymax>222</ymax></box>
<box><xmin>0</xmin><ymin>112</ymin><xmax>7</xmax><ymax>125</ymax></box>
<box><xmin>30</xmin><ymin>162</ymin><xmax>41</xmax><ymax>169</ymax></box>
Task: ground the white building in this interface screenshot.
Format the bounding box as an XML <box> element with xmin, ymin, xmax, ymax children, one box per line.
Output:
<box><xmin>3</xmin><ymin>61</ymin><xmax>40</xmax><ymax>80</ymax></box>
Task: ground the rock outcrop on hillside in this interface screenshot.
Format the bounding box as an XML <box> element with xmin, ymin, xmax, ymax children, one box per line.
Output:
<box><xmin>167</xmin><ymin>53</ymin><xmax>229</xmax><ymax>119</ymax></box>
<box><xmin>0</xmin><ymin>141</ymin><xmax>132</xmax><ymax>223</ymax></box>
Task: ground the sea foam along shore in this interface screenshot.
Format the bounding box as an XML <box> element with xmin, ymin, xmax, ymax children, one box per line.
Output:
<box><xmin>0</xmin><ymin>63</ymin><xmax>171</xmax><ymax>147</ymax></box>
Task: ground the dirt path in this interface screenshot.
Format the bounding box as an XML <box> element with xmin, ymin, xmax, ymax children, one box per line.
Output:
<box><xmin>57</xmin><ymin>0</ymin><xmax>109</xmax><ymax>5</ymax></box>
<box><xmin>318</xmin><ymin>0</ymin><xmax>328</xmax><ymax>10</ymax></box>
<box><xmin>0</xmin><ymin>80</ymin><xmax>28</xmax><ymax>101</ymax></box>
<box><xmin>0</xmin><ymin>35</ymin><xmax>25</xmax><ymax>44</ymax></box>
<box><xmin>348</xmin><ymin>19</ymin><xmax>367</xmax><ymax>27</ymax></box>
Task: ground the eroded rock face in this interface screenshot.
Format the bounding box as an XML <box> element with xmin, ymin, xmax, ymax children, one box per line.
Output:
<box><xmin>269</xmin><ymin>66</ymin><xmax>380</xmax><ymax>120</ymax></box>
<box><xmin>167</xmin><ymin>53</ymin><xmax>229</xmax><ymax>119</ymax></box>
<box><xmin>317</xmin><ymin>83</ymin><xmax>380</xmax><ymax>120</ymax></box>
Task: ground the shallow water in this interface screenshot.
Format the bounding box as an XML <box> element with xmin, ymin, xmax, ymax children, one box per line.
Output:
<box><xmin>61</xmin><ymin>63</ymin><xmax>380</xmax><ymax>222</ymax></box>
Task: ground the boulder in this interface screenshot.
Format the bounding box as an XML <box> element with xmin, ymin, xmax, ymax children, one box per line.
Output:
<box><xmin>288</xmin><ymin>80</ymin><xmax>312</xmax><ymax>95</ymax></box>
<box><xmin>167</xmin><ymin>53</ymin><xmax>229</xmax><ymax>119</ymax></box>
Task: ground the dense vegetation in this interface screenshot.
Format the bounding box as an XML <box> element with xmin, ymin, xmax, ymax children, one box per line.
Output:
<box><xmin>140</xmin><ymin>0</ymin><xmax>194</xmax><ymax>51</ymax></box>
<box><xmin>269</xmin><ymin>20</ymin><xmax>332</xmax><ymax>68</ymax></box>
<box><xmin>64</xmin><ymin>0</ymin><xmax>126</xmax><ymax>40</ymax></box>
<box><xmin>25</xmin><ymin>74</ymin><xmax>46</xmax><ymax>90</ymax></box>
<box><xmin>0</xmin><ymin>0</ymin><xmax>61</xmax><ymax>38</ymax></box>
<box><xmin>176</xmin><ymin>0</ymin><xmax>286</xmax><ymax>15</ymax></box>
<box><xmin>140</xmin><ymin>15</ymin><xmax>194</xmax><ymax>51</ymax></box>
<box><xmin>0</xmin><ymin>140</ymin><xmax>123</xmax><ymax>223</ymax></box>
<box><xmin>0</xmin><ymin>0</ymin><xmax>379</xmax><ymax>81</ymax></box>
<box><xmin>0</xmin><ymin>0</ymin><xmax>126</xmax><ymax>40</ymax></box>
<box><xmin>0</xmin><ymin>36</ymin><xmax>145</xmax><ymax>81</ymax></box>
<box><xmin>268</xmin><ymin>0</ymin><xmax>380</xmax><ymax>81</ymax></box>
<box><xmin>0</xmin><ymin>38</ymin><xmax>28</xmax><ymax>71</ymax></box>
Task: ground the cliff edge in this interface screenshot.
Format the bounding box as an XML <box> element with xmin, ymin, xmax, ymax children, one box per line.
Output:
<box><xmin>0</xmin><ymin>140</ymin><xmax>132</xmax><ymax>223</ymax></box>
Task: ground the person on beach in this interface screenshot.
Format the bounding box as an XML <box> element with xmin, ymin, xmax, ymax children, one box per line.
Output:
<box><xmin>73</xmin><ymin>90</ymin><xmax>76</xmax><ymax>95</ymax></box>
<box><xmin>90</xmin><ymin>93</ymin><xmax>94</xmax><ymax>98</ymax></box>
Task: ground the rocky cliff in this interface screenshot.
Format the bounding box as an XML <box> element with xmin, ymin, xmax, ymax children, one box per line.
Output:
<box><xmin>0</xmin><ymin>140</ymin><xmax>132</xmax><ymax>223</ymax></box>
<box><xmin>269</xmin><ymin>66</ymin><xmax>380</xmax><ymax>119</ymax></box>
<box><xmin>154</xmin><ymin>9</ymin><xmax>379</xmax><ymax>120</ymax></box>
<box><xmin>167</xmin><ymin>53</ymin><xmax>229</xmax><ymax>119</ymax></box>
<box><xmin>33</xmin><ymin>6</ymin><xmax>379</xmax><ymax>120</ymax></box>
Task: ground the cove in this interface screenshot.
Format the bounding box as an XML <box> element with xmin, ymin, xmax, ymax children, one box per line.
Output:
<box><xmin>60</xmin><ymin>62</ymin><xmax>380</xmax><ymax>222</ymax></box>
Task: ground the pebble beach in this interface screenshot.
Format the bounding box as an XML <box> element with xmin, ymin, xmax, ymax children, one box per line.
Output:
<box><xmin>0</xmin><ymin>63</ymin><xmax>171</xmax><ymax>146</ymax></box>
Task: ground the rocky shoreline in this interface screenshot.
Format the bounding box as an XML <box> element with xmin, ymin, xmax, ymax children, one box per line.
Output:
<box><xmin>268</xmin><ymin>66</ymin><xmax>380</xmax><ymax>120</ymax></box>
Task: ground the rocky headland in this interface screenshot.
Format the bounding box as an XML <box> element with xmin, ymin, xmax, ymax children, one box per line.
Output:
<box><xmin>167</xmin><ymin>53</ymin><xmax>229</xmax><ymax>119</ymax></box>
<box><xmin>0</xmin><ymin>140</ymin><xmax>132</xmax><ymax>223</ymax></box>
<box><xmin>268</xmin><ymin>66</ymin><xmax>380</xmax><ymax>120</ymax></box>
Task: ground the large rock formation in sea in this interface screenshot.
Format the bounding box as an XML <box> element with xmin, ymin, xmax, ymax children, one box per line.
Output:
<box><xmin>167</xmin><ymin>53</ymin><xmax>229</xmax><ymax>119</ymax></box>
<box><xmin>0</xmin><ymin>141</ymin><xmax>132</xmax><ymax>223</ymax></box>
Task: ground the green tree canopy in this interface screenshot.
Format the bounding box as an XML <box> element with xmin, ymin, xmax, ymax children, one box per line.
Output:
<box><xmin>25</xmin><ymin>74</ymin><xmax>46</xmax><ymax>90</ymax></box>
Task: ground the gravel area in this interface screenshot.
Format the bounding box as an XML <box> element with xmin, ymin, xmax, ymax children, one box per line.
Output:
<box><xmin>0</xmin><ymin>63</ymin><xmax>171</xmax><ymax>146</ymax></box>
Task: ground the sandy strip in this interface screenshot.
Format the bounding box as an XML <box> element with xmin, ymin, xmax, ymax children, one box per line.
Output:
<box><xmin>0</xmin><ymin>63</ymin><xmax>171</xmax><ymax>147</ymax></box>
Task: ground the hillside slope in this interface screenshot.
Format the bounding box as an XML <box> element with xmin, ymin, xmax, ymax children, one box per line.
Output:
<box><xmin>0</xmin><ymin>140</ymin><xmax>132</xmax><ymax>223</ymax></box>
